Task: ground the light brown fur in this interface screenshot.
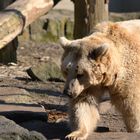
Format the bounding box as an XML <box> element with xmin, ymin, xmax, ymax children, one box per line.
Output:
<box><xmin>60</xmin><ymin>20</ymin><xmax>140</xmax><ymax>140</ymax></box>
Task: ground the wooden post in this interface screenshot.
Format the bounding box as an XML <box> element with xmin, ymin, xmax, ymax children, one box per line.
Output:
<box><xmin>74</xmin><ymin>0</ymin><xmax>109</xmax><ymax>39</ymax></box>
<box><xmin>74</xmin><ymin>0</ymin><xmax>88</xmax><ymax>39</ymax></box>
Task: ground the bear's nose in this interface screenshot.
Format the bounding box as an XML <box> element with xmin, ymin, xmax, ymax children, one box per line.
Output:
<box><xmin>66</xmin><ymin>62</ymin><xmax>72</xmax><ymax>70</ymax></box>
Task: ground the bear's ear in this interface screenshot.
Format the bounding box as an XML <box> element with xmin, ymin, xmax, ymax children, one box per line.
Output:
<box><xmin>88</xmin><ymin>44</ymin><xmax>109</xmax><ymax>60</ymax></box>
<box><xmin>60</xmin><ymin>37</ymin><xmax>81</xmax><ymax>51</ymax></box>
<box><xmin>60</xmin><ymin>37</ymin><xmax>71</xmax><ymax>50</ymax></box>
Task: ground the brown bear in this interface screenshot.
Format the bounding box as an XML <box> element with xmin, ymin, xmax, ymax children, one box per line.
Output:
<box><xmin>60</xmin><ymin>20</ymin><xmax>140</xmax><ymax>140</ymax></box>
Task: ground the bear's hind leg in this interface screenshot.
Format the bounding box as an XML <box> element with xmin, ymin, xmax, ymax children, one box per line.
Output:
<box><xmin>113</xmin><ymin>95</ymin><xmax>140</xmax><ymax>132</ymax></box>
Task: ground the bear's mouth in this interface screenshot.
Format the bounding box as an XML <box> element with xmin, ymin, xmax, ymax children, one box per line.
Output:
<box><xmin>63</xmin><ymin>84</ymin><xmax>92</xmax><ymax>99</ymax></box>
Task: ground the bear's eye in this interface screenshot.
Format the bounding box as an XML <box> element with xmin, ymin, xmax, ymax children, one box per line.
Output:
<box><xmin>88</xmin><ymin>48</ymin><xmax>102</xmax><ymax>59</ymax></box>
<box><xmin>88</xmin><ymin>50</ymin><xmax>95</xmax><ymax>59</ymax></box>
<box><xmin>88</xmin><ymin>45</ymin><xmax>109</xmax><ymax>60</ymax></box>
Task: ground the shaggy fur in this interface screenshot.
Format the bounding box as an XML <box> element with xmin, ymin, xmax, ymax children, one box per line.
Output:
<box><xmin>60</xmin><ymin>20</ymin><xmax>140</xmax><ymax>140</ymax></box>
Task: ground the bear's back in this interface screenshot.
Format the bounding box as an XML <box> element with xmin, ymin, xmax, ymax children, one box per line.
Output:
<box><xmin>117</xmin><ymin>20</ymin><xmax>140</xmax><ymax>35</ymax></box>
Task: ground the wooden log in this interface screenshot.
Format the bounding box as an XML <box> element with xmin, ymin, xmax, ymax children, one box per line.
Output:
<box><xmin>0</xmin><ymin>0</ymin><xmax>55</xmax><ymax>49</ymax></box>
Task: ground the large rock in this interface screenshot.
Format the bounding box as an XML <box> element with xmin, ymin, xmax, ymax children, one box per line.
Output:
<box><xmin>26</xmin><ymin>60</ymin><xmax>64</xmax><ymax>82</ymax></box>
<box><xmin>0</xmin><ymin>115</ymin><xmax>47</xmax><ymax>140</ymax></box>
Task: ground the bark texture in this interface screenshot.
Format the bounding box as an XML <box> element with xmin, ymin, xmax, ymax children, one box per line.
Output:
<box><xmin>74</xmin><ymin>0</ymin><xmax>109</xmax><ymax>39</ymax></box>
<box><xmin>0</xmin><ymin>0</ymin><xmax>54</xmax><ymax>49</ymax></box>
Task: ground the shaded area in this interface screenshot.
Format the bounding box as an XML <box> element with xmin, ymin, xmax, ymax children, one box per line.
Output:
<box><xmin>0</xmin><ymin>111</ymin><xmax>47</xmax><ymax>124</ymax></box>
<box><xmin>21</xmin><ymin>120</ymin><xmax>70</xmax><ymax>140</ymax></box>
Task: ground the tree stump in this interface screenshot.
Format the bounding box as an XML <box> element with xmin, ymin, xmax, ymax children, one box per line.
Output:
<box><xmin>74</xmin><ymin>0</ymin><xmax>109</xmax><ymax>39</ymax></box>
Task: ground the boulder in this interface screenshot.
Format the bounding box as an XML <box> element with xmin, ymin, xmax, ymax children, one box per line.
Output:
<box><xmin>26</xmin><ymin>60</ymin><xmax>64</xmax><ymax>82</ymax></box>
<box><xmin>0</xmin><ymin>115</ymin><xmax>47</xmax><ymax>140</ymax></box>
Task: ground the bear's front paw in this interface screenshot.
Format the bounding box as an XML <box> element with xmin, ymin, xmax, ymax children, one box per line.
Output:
<box><xmin>65</xmin><ymin>131</ymin><xmax>87</xmax><ymax>140</ymax></box>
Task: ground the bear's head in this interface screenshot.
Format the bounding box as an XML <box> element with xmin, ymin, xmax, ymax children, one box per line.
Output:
<box><xmin>60</xmin><ymin>34</ymin><xmax>119</xmax><ymax>98</ymax></box>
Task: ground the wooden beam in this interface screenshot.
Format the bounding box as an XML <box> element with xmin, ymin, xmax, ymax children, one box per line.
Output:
<box><xmin>0</xmin><ymin>0</ymin><xmax>55</xmax><ymax>49</ymax></box>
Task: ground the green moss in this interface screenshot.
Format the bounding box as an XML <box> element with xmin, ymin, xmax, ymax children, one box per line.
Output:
<box><xmin>19</xmin><ymin>10</ymin><xmax>74</xmax><ymax>43</ymax></box>
<box><xmin>30</xmin><ymin>61</ymin><xmax>64</xmax><ymax>82</ymax></box>
<box><xmin>39</xmin><ymin>18</ymin><xmax>73</xmax><ymax>43</ymax></box>
<box><xmin>65</xmin><ymin>19</ymin><xmax>74</xmax><ymax>39</ymax></box>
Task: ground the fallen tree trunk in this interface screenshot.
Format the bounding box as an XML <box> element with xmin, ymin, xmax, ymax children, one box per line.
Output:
<box><xmin>0</xmin><ymin>0</ymin><xmax>55</xmax><ymax>49</ymax></box>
